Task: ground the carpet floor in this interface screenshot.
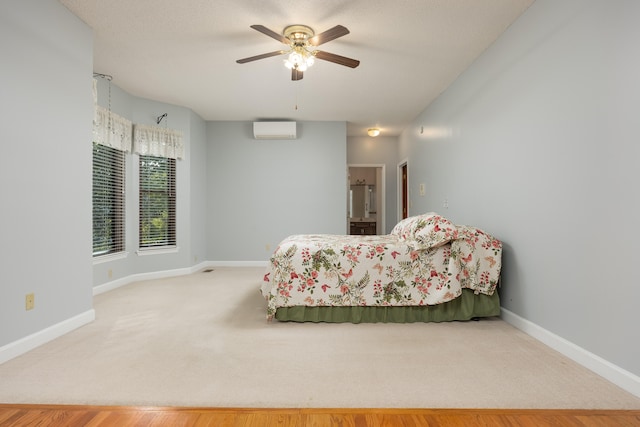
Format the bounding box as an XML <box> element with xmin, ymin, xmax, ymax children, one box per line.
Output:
<box><xmin>0</xmin><ymin>267</ymin><xmax>638</xmax><ymax>409</ymax></box>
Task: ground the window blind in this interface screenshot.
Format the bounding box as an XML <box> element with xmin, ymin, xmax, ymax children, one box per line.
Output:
<box><xmin>139</xmin><ymin>155</ymin><xmax>176</xmax><ymax>248</ymax></box>
<box><xmin>93</xmin><ymin>142</ymin><xmax>125</xmax><ymax>256</ymax></box>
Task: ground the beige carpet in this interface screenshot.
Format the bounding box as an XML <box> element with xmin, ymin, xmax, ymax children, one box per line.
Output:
<box><xmin>0</xmin><ymin>267</ymin><xmax>638</xmax><ymax>409</ymax></box>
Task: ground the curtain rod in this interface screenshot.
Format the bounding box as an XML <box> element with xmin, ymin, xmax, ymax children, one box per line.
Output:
<box><xmin>93</xmin><ymin>72</ymin><xmax>112</xmax><ymax>81</ymax></box>
<box><xmin>157</xmin><ymin>113</ymin><xmax>168</xmax><ymax>125</ymax></box>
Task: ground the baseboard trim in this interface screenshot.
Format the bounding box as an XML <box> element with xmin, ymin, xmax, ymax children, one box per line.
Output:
<box><xmin>207</xmin><ymin>260</ymin><xmax>268</xmax><ymax>268</ymax></box>
<box><xmin>95</xmin><ymin>268</ymin><xmax>195</xmax><ymax>294</ymax></box>
<box><xmin>93</xmin><ymin>261</ymin><xmax>268</xmax><ymax>295</ymax></box>
<box><xmin>0</xmin><ymin>310</ymin><xmax>95</xmax><ymax>365</ymax></box>
<box><xmin>93</xmin><ymin>262</ymin><xmax>209</xmax><ymax>295</ymax></box>
<box><xmin>500</xmin><ymin>308</ymin><xmax>640</xmax><ymax>398</ymax></box>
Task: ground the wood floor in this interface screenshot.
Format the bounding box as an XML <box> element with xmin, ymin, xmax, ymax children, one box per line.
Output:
<box><xmin>1</xmin><ymin>405</ymin><xmax>639</xmax><ymax>427</ymax></box>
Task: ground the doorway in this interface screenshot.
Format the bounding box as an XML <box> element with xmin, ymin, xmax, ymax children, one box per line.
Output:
<box><xmin>347</xmin><ymin>165</ymin><xmax>385</xmax><ymax>235</ymax></box>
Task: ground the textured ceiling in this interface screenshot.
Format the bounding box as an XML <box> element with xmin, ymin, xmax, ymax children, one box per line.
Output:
<box><xmin>59</xmin><ymin>0</ymin><xmax>534</xmax><ymax>136</ymax></box>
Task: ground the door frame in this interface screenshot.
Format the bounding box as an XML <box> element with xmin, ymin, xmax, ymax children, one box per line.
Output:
<box><xmin>397</xmin><ymin>159</ymin><xmax>408</xmax><ymax>220</ymax></box>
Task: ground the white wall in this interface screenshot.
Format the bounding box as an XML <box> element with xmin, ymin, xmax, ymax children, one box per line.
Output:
<box><xmin>400</xmin><ymin>0</ymin><xmax>640</xmax><ymax>377</ymax></box>
<box><xmin>207</xmin><ymin>121</ymin><xmax>347</xmax><ymax>262</ymax></box>
<box><xmin>0</xmin><ymin>0</ymin><xmax>94</xmax><ymax>348</ymax></box>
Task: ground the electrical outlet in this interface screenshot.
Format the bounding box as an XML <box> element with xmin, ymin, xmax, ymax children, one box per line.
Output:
<box><xmin>265</xmin><ymin>244</ymin><xmax>271</xmax><ymax>252</ymax></box>
<box><xmin>25</xmin><ymin>293</ymin><xmax>35</xmax><ymax>311</ymax></box>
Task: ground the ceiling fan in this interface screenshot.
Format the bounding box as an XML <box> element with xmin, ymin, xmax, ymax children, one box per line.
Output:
<box><xmin>236</xmin><ymin>24</ymin><xmax>360</xmax><ymax>81</ymax></box>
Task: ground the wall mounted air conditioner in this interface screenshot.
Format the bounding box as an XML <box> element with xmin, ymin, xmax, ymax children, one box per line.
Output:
<box><xmin>253</xmin><ymin>121</ymin><xmax>297</xmax><ymax>140</ymax></box>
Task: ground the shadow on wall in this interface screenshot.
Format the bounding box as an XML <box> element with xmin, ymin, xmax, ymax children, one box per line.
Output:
<box><xmin>496</xmin><ymin>242</ymin><xmax>523</xmax><ymax>312</ymax></box>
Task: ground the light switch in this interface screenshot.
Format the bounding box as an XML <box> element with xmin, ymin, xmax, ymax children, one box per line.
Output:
<box><xmin>419</xmin><ymin>183</ymin><xmax>425</xmax><ymax>196</ymax></box>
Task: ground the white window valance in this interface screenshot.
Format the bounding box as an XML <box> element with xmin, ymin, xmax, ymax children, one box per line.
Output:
<box><xmin>93</xmin><ymin>105</ymin><xmax>133</xmax><ymax>152</ymax></box>
<box><xmin>93</xmin><ymin>78</ymin><xmax>98</xmax><ymax>105</ymax></box>
<box><xmin>133</xmin><ymin>124</ymin><xmax>184</xmax><ymax>159</ymax></box>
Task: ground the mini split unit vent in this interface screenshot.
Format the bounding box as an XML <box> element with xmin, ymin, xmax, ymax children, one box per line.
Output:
<box><xmin>253</xmin><ymin>121</ymin><xmax>297</xmax><ymax>140</ymax></box>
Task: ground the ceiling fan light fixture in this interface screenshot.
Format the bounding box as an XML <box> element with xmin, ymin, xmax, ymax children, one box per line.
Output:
<box><xmin>367</xmin><ymin>128</ymin><xmax>381</xmax><ymax>137</ymax></box>
<box><xmin>284</xmin><ymin>49</ymin><xmax>315</xmax><ymax>71</ymax></box>
<box><xmin>305</xmin><ymin>55</ymin><xmax>315</xmax><ymax>67</ymax></box>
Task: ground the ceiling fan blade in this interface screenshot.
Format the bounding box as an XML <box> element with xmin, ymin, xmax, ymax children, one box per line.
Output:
<box><xmin>236</xmin><ymin>50</ymin><xmax>284</xmax><ymax>64</ymax></box>
<box><xmin>291</xmin><ymin>68</ymin><xmax>304</xmax><ymax>81</ymax></box>
<box><xmin>309</xmin><ymin>25</ymin><xmax>350</xmax><ymax>46</ymax></box>
<box><xmin>250</xmin><ymin>25</ymin><xmax>289</xmax><ymax>45</ymax></box>
<box><xmin>314</xmin><ymin>50</ymin><xmax>360</xmax><ymax>68</ymax></box>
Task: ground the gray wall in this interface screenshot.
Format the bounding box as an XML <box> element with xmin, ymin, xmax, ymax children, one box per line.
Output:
<box><xmin>92</xmin><ymin>83</ymin><xmax>347</xmax><ymax>275</ymax></box>
<box><xmin>189</xmin><ymin>112</ymin><xmax>208</xmax><ymax>266</ymax></box>
<box><xmin>347</xmin><ymin>136</ymin><xmax>400</xmax><ymax>234</ymax></box>
<box><xmin>92</xmin><ymin>79</ymin><xmax>208</xmax><ymax>286</ymax></box>
<box><xmin>3</xmin><ymin>0</ymin><xmax>637</xmax><ymax>390</ymax></box>
<box><xmin>399</xmin><ymin>0</ymin><xmax>640</xmax><ymax>376</ymax></box>
<box><xmin>206</xmin><ymin>121</ymin><xmax>347</xmax><ymax>262</ymax></box>
<box><xmin>0</xmin><ymin>0</ymin><xmax>93</xmax><ymax>346</ymax></box>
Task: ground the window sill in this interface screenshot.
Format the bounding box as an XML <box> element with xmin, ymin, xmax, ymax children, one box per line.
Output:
<box><xmin>136</xmin><ymin>246</ymin><xmax>179</xmax><ymax>256</ymax></box>
<box><xmin>93</xmin><ymin>251</ymin><xmax>129</xmax><ymax>265</ymax></box>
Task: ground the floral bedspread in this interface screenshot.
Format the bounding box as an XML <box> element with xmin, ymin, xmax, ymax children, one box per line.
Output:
<box><xmin>261</xmin><ymin>213</ymin><xmax>502</xmax><ymax>320</ymax></box>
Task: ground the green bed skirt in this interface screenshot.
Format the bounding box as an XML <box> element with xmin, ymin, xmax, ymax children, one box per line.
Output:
<box><xmin>274</xmin><ymin>288</ymin><xmax>501</xmax><ymax>323</ymax></box>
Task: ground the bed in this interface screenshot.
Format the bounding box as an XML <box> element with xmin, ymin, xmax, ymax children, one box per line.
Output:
<box><xmin>261</xmin><ymin>213</ymin><xmax>502</xmax><ymax>323</ymax></box>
